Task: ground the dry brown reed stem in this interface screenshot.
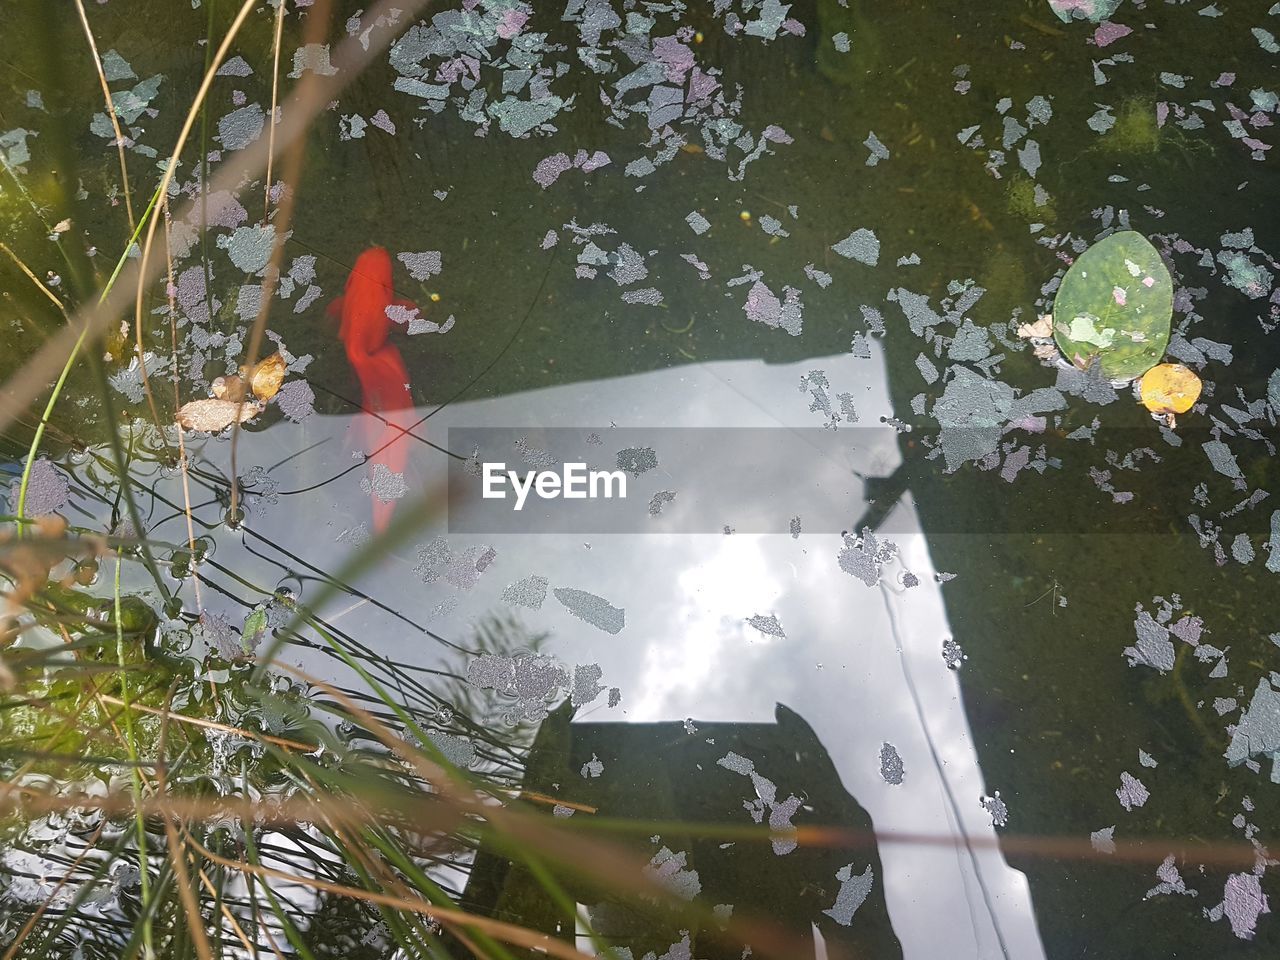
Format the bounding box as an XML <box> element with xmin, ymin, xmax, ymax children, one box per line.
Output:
<box><xmin>1</xmin><ymin>783</ymin><xmax>462</xmax><ymax>833</ymax></box>
<box><xmin>229</xmin><ymin>0</ymin><xmax>334</xmax><ymax>522</ymax></box>
<box><xmin>162</xmin><ymin>196</ymin><xmax>206</xmax><ymax>610</ymax></box>
<box><xmin>157</xmin><ymin>681</ymin><xmax>216</xmax><ymax>960</ymax></box>
<box><xmin>185</xmin><ymin>834</ymin><xmax>600</xmax><ymax>960</ymax></box>
<box><xmin>72</xmin><ymin>0</ymin><xmax>136</xmax><ymax>232</ymax></box>
<box><xmin>0</xmin><ymin>820</ymin><xmax>108</xmax><ymax>960</ymax></box>
<box><xmin>0</xmin><ymin>242</ymin><xmax>68</xmax><ymax>314</ymax></box>
<box><xmin>128</xmin><ymin>0</ymin><xmax>258</xmax><ymax>431</ymax></box>
<box><xmin>265</xmin><ymin>0</ymin><xmax>289</xmax><ymax>221</ymax></box>
<box><xmin>94</xmin><ymin>694</ymin><xmax>317</xmax><ymax>751</ymax></box>
<box><xmin>73</xmin><ymin>1</ymin><xmax>164</xmax><ymax>444</ymax></box>
<box><xmin>190</xmin><ymin>849</ymin><xmax>260</xmax><ymax>956</ymax></box>
<box><xmin>0</xmin><ymin>0</ymin><xmax>431</xmax><ymax>438</ymax></box>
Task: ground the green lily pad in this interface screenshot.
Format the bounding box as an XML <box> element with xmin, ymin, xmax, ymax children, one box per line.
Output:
<box><xmin>1052</xmin><ymin>230</ymin><xmax>1173</xmax><ymax>382</ymax></box>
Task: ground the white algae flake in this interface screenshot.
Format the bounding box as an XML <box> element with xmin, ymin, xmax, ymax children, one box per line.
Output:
<box><xmin>1116</xmin><ymin>771</ymin><xmax>1150</xmax><ymax>810</ymax></box>
<box><xmin>360</xmin><ymin>463</ymin><xmax>407</xmax><ymax>504</ymax></box>
<box><xmin>1216</xmin><ymin>872</ymin><xmax>1271</xmax><ymax>939</ymax></box>
<box><xmin>10</xmin><ymin>459</ymin><xmax>69</xmax><ymax>516</ymax></box>
<box><xmin>1145</xmin><ymin>854</ymin><xmax>1197</xmax><ymax>899</ymax></box>
<box><xmin>1224</xmin><ymin>677</ymin><xmax>1280</xmax><ymax>780</ymax></box>
<box><xmin>879</xmin><ymin>743</ymin><xmax>905</xmax><ymax>785</ymax></box>
<box><xmin>275</xmin><ymin>379</ymin><xmax>314</xmax><ymax>421</ymax></box>
<box><xmin>219</xmin><ymin>225</ymin><xmax>279</xmax><ymax>275</ymax></box>
<box><xmin>715</xmin><ymin>750</ymin><xmax>802</xmax><ymax>855</ymax></box>
<box><xmin>644</xmin><ymin>847</ymin><xmax>702</xmax><ymax>901</ymax></box>
<box><xmin>838</xmin><ymin>527</ymin><xmax>898</xmax><ymax>587</ymax></box>
<box><xmin>746</xmin><ymin>614</ymin><xmax>785</xmax><ymax>638</ymax></box>
<box><xmin>217</xmin><ymin>103</ymin><xmax>265</xmax><ymax>151</ymax></box>
<box><xmin>466</xmin><ymin>653</ymin><xmax>566</xmax><ymax>723</ymax></box>
<box><xmin>502</xmin><ymin>575</ymin><xmax>549</xmax><ymax>610</ymax></box>
<box><xmin>831</xmin><ymin>228</ymin><xmax>880</xmax><ymax>266</ymax></box>
<box><xmin>1124</xmin><ymin>609</ymin><xmax>1176</xmax><ymax>673</ymax></box>
<box><xmin>743</xmin><ymin>280</ymin><xmax>803</xmax><ymax>335</ymax></box>
<box><xmin>553</xmin><ymin>587</ymin><xmax>625</xmax><ymax>634</ymax></box>
<box><xmin>822</xmin><ymin>864</ymin><xmax>874</xmax><ymax>926</ymax></box>
<box><xmin>397</xmin><ymin>250</ymin><xmax>443</xmax><ymax>281</ymax></box>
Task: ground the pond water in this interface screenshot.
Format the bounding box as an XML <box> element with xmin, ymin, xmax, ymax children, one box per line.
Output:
<box><xmin>2</xmin><ymin>1</ymin><xmax>1280</xmax><ymax>958</ymax></box>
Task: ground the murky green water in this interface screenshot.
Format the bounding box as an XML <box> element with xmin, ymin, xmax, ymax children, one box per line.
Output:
<box><xmin>3</xmin><ymin>1</ymin><xmax>1280</xmax><ymax>957</ymax></box>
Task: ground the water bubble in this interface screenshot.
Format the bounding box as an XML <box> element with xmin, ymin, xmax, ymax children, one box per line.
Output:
<box><xmin>74</xmin><ymin>559</ymin><xmax>99</xmax><ymax>586</ymax></box>
<box><xmin>275</xmin><ymin>575</ymin><xmax>302</xmax><ymax>600</ymax></box>
<box><xmin>193</xmin><ymin>537</ymin><xmax>214</xmax><ymax>562</ymax></box>
<box><xmin>942</xmin><ymin>637</ymin><xmax>966</xmax><ymax>670</ymax></box>
<box><xmin>435</xmin><ymin>704</ymin><xmax>455</xmax><ymax>725</ymax></box>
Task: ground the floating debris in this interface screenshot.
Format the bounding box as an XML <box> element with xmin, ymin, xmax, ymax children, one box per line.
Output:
<box><xmin>1052</xmin><ymin>231</ymin><xmax>1173</xmax><ymax>381</ymax></box>
<box><xmin>644</xmin><ymin>848</ymin><xmax>702</xmax><ymax>901</ymax></box>
<box><xmin>1208</xmin><ymin>872</ymin><xmax>1271</xmax><ymax>940</ymax></box>
<box><xmin>397</xmin><ymin>250</ymin><xmax>443</xmax><ymax>281</ymax></box>
<box><xmin>879</xmin><ymin>743</ymin><xmax>905</xmax><ymax>785</ymax></box>
<box><xmin>822</xmin><ymin>864</ymin><xmax>875</xmax><ymax>926</ymax></box>
<box><xmin>1224</xmin><ymin>677</ymin><xmax>1280</xmax><ymax>780</ymax></box>
<box><xmin>1140</xmin><ymin>363</ymin><xmax>1202</xmax><ymax>418</ymax></box>
<box><xmin>831</xmin><ymin>227</ymin><xmax>880</xmax><ymax>266</ymax></box>
<box><xmin>1090</xmin><ymin>825</ymin><xmax>1117</xmax><ymax>854</ymax></box>
<box><xmin>746</xmin><ymin>614</ymin><xmax>785</xmax><ymax>639</ymax></box>
<box><xmin>553</xmin><ymin>587</ymin><xmax>625</xmax><ymax>634</ymax></box>
<box><xmin>1116</xmin><ymin>772</ymin><xmax>1150</xmax><ymax>811</ymax></box>
<box><xmin>981</xmin><ymin>792</ymin><xmax>1009</xmax><ymax>827</ymax></box>
<box><xmin>217</xmin><ymin>103</ymin><xmax>264</xmax><ymax>151</ymax></box>
<box><xmin>1145</xmin><ymin>854</ymin><xmax>1197</xmax><ymax>899</ymax></box>
<box><xmin>360</xmin><ymin>464</ymin><xmax>407</xmax><ymax>505</ymax></box>
<box><xmin>502</xmin><ymin>575</ymin><xmax>549</xmax><ymax>610</ymax></box>
<box><xmin>11</xmin><ymin>459</ymin><xmax>69</xmax><ymax>517</ymax></box>
<box><xmin>716</xmin><ymin>750</ymin><xmax>802</xmax><ymax>855</ymax></box>
<box><xmin>175</xmin><ymin>398</ymin><xmax>261</xmax><ymax>433</ymax></box>
<box><xmin>616</xmin><ymin>446</ymin><xmax>657</xmax><ymax>476</ymax></box>
<box><xmin>275</xmin><ymin>379</ymin><xmax>315</xmax><ymax>422</ymax></box>
<box><xmin>242</xmin><ymin>352</ymin><xmax>286</xmax><ymax>401</ymax></box>
<box><xmin>838</xmin><ymin>527</ymin><xmax>899</xmax><ymax>588</ymax></box>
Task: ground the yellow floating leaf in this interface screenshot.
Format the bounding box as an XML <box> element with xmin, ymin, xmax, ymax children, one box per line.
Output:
<box><xmin>1139</xmin><ymin>363</ymin><xmax>1202</xmax><ymax>415</ymax></box>
<box><xmin>241</xmin><ymin>352</ymin><xmax>286</xmax><ymax>401</ymax></box>
<box><xmin>176</xmin><ymin>398</ymin><xmax>262</xmax><ymax>433</ymax></box>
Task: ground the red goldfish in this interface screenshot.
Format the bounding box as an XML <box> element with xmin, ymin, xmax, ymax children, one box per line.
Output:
<box><xmin>326</xmin><ymin>246</ymin><xmax>417</xmax><ymax>533</ymax></box>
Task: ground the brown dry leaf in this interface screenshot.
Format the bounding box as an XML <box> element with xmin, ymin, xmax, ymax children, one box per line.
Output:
<box><xmin>1032</xmin><ymin>342</ymin><xmax>1059</xmax><ymax>361</ymax></box>
<box><xmin>176</xmin><ymin>398</ymin><xmax>262</xmax><ymax>433</ymax></box>
<box><xmin>243</xmin><ymin>352</ymin><xmax>286</xmax><ymax>401</ymax></box>
<box><xmin>1016</xmin><ymin>314</ymin><xmax>1054</xmax><ymax>339</ymax></box>
<box><xmin>211</xmin><ymin>374</ymin><xmax>247</xmax><ymax>401</ymax></box>
<box><xmin>1140</xmin><ymin>363</ymin><xmax>1202</xmax><ymax>416</ymax></box>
